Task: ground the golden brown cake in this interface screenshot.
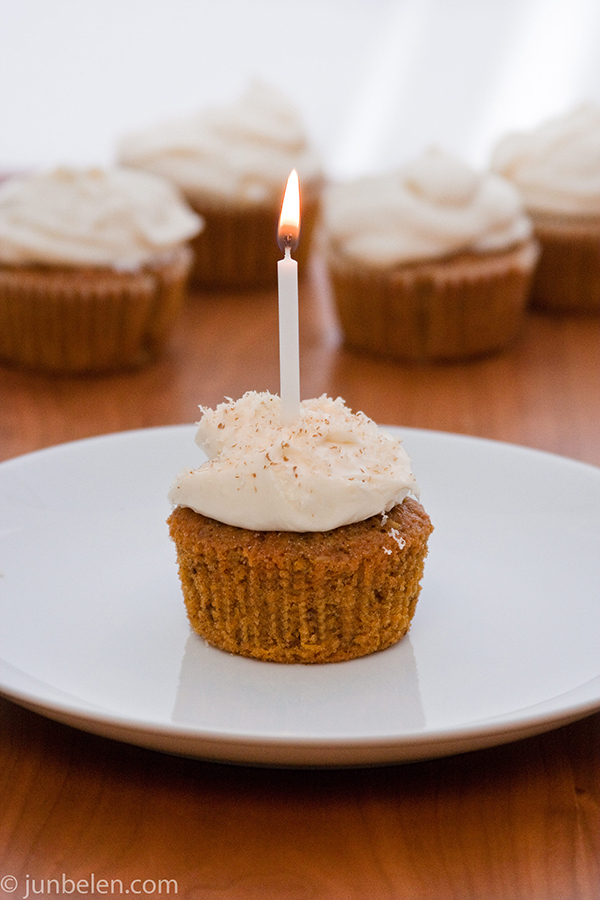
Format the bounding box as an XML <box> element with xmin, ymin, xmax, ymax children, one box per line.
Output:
<box><xmin>0</xmin><ymin>248</ymin><xmax>193</xmax><ymax>373</ymax></box>
<box><xmin>327</xmin><ymin>239</ymin><xmax>539</xmax><ymax>362</ymax></box>
<box><xmin>168</xmin><ymin>497</ymin><xmax>433</xmax><ymax>664</ymax></box>
<box><xmin>321</xmin><ymin>148</ymin><xmax>538</xmax><ymax>362</ymax></box>
<box><xmin>517</xmin><ymin>211</ymin><xmax>600</xmax><ymax>313</ymax></box>
<box><xmin>167</xmin><ymin>393</ymin><xmax>433</xmax><ymax>664</ymax></box>
<box><xmin>0</xmin><ymin>167</ymin><xmax>202</xmax><ymax>374</ymax></box>
<box><xmin>185</xmin><ymin>183</ymin><xmax>321</xmax><ymax>289</ymax></box>
<box><xmin>491</xmin><ymin>104</ymin><xmax>600</xmax><ymax>313</ymax></box>
<box><xmin>117</xmin><ymin>80</ymin><xmax>323</xmax><ymax>289</ymax></box>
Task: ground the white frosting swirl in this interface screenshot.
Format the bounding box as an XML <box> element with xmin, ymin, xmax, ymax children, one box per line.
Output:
<box><xmin>117</xmin><ymin>80</ymin><xmax>322</xmax><ymax>206</ymax></box>
<box><xmin>0</xmin><ymin>167</ymin><xmax>203</xmax><ymax>269</ymax></box>
<box><xmin>168</xmin><ymin>392</ymin><xmax>417</xmax><ymax>532</ymax></box>
<box><xmin>491</xmin><ymin>104</ymin><xmax>600</xmax><ymax>216</ymax></box>
<box><xmin>323</xmin><ymin>147</ymin><xmax>532</xmax><ymax>266</ymax></box>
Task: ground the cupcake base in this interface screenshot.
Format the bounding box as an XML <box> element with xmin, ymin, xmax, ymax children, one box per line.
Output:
<box><xmin>327</xmin><ymin>239</ymin><xmax>539</xmax><ymax>362</ymax></box>
<box><xmin>168</xmin><ymin>498</ymin><xmax>433</xmax><ymax>664</ymax></box>
<box><xmin>187</xmin><ymin>188</ymin><xmax>321</xmax><ymax>289</ymax></box>
<box><xmin>529</xmin><ymin>212</ymin><xmax>600</xmax><ymax>313</ymax></box>
<box><xmin>0</xmin><ymin>247</ymin><xmax>193</xmax><ymax>374</ymax></box>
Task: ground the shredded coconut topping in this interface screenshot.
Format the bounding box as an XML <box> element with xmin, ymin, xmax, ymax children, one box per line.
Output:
<box><xmin>168</xmin><ymin>392</ymin><xmax>418</xmax><ymax>532</ymax></box>
<box><xmin>389</xmin><ymin>527</ymin><xmax>407</xmax><ymax>550</ymax></box>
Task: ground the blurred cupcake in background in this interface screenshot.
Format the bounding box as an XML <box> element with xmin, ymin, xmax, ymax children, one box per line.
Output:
<box><xmin>117</xmin><ymin>80</ymin><xmax>324</xmax><ymax>289</ymax></box>
<box><xmin>321</xmin><ymin>147</ymin><xmax>538</xmax><ymax>362</ymax></box>
<box><xmin>491</xmin><ymin>104</ymin><xmax>600</xmax><ymax>313</ymax></box>
<box><xmin>0</xmin><ymin>166</ymin><xmax>202</xmax><ymax>374</ymax></box>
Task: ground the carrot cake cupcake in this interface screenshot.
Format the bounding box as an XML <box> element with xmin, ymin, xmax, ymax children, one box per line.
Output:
<box><xmin>168</xmin><ymin>392</ymin><xmax>433</xmax><ymax>664</ymax></box>
<box><xmin>321</xmin><ymin>147</ymin><xmax>538</xmax><ymax>361</ymax></box>
<box><xmin>118</xmin><ymin>80</ymin><xmax>323</xmax><ymax>289</ymax></box>
<box><xmin>0</xmin><ymin>166</ymin><xmax>202</xmax><ymax>373</ymax></box>
<box><xmin>491</xmin><ymin>103</ymin><xmax>600</xmax><ymax>312</ymax></box>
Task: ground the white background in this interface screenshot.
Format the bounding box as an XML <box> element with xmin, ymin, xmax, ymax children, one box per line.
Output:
<box><xmin>2</xmin><ymin>0</ymin><xmax>600</xmax><ymax>179</ymax></box>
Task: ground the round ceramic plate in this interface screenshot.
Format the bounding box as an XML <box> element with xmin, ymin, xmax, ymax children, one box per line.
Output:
<box><xmin>0</xmin><ymin>425</ymin><xmax>599</xmax><ymax>767</ymax></box>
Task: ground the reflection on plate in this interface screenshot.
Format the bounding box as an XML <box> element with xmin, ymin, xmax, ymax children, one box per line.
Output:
<box><xmin>0</xmin><ymin>425</ymin><xmax>599</xmax><ymax>767</ymax></box>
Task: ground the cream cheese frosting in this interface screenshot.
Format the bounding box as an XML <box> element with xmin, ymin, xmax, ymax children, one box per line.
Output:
<box><xmin>323</xmin><ymin>147</ymin><xmax>532</xmax><ymax>266</ymax></box>
<box><xmin>168</xmin><ymin>392</ymin><xmax>417</xmax><ymax>532</ymax></box>
<box><xmin>0</xmin><ymin>166</ymin><xmax>203</xmax><ymax>270</ymax></box>
<box><xmin>117</xmin><ymin>80</ymin><xmax>322</xmax><ymax>206</ymax></box>
<box><xmin>490</xmin><ymin>104</ymin><xmax>600</xmax><ymax>216</ymax></box>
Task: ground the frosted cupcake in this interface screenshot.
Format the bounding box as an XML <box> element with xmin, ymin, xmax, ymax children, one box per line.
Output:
<box><xmin>321</xmin><ymin>147</ymin><xmax>538</xmax><ymax>362</ymax></box>
<box><xmin>0</xmin><ymin>167</ymin><xmax>202</xmax><ymax>373</ymax></box>
<box><xmin>118</xmin><ymin>80</ymin><xmax>323</xmax><ymax>289</ymax></box>
<box><xmin>491</xmin><ymin>104</ymin><xmax>600</xmax><ymax>312</ymax></box>
<box><xmin>167</xmin><ymin>392</ymin><xmax>433</xmax><ymax>664</ymax></box>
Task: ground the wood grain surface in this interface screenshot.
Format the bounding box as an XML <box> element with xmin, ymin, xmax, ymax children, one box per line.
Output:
<box><xmin>1</xmin><ymin>255</ymin><xmax>599</xmax><ymax>899</ymax></box>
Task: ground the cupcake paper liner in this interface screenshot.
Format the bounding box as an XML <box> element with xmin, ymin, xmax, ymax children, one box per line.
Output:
<box><xmin>529</xmin><ymin>212</ymin><xmax>600</xmax><ymax>313</ymax></box>
<box><xmin>187</xmin><ymin>189</ymin><xmax>321</xmax><ymax>289</ymax></box>
<box><xmin>0</xmin><ymin>246</ymin><xmax>193</xmax><ymax>374</ymax></box>
<box><xmin>168</xmin><ymin>498</ymin><xmax>433</xmax><ymax>664</ymax></box>
<box><xmin>327</xmin><ymin>239</ymin><xmax>539</xmax><ymax>362</ymax></box>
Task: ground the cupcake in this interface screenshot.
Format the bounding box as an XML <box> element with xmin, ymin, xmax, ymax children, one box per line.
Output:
<box><xmin>167</xmin><ymin>392</ymin><xmax>433</xmax><ymax>664</ymax></box>
<box><xmin>321</xmin><ymin>147</ymin><xmax>539</xmax><ymax>362</ymax></box>
<box><xmin>491</xmin><ymin>104</ymin><xmax>600</xmax><ymax>312</ymax></box>
<box><xmin>0</xmin><ymin>167</ymin><xmax>202</xmax><ymax>374</ymax></box>
<box><xmin>117</xmin><ymin>80</ymin><xmax>323</xmax><ymax>289</ymax></box>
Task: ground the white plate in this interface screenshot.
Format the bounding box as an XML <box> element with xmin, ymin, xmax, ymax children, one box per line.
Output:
<box><xmin>1</xmin><ymin>425</ymin><xmax>599</xmax><ymax>767</ymax></box>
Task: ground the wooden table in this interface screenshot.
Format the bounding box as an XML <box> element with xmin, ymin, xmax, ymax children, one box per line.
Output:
<box><xmin>1</xmin><ymin>256</ymin><xmax>599</xmax><ymax>899</ymax></box>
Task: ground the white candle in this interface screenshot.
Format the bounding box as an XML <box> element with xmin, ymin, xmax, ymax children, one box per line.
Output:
<box><xmin>277</xmin><ymin>170</ymin><xmax>301</xmax><ymax>424</ymax></box>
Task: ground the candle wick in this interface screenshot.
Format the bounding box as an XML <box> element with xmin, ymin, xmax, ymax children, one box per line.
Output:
<box><xmin>277</xmin><ymin>230</ymin><xmax>298</xmax><ymax>255</ymax></box>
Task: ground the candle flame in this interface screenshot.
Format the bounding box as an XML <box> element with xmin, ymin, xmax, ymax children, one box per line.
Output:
<box><xmin>278</xmin><ymin>169</ymin><xmax>300</xmax><ymax>252</ymax></box>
